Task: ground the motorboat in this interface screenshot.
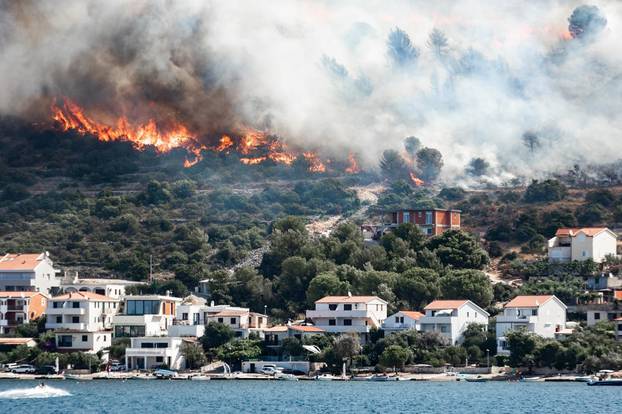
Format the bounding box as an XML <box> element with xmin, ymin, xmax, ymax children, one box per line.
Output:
<box><xmin>369</xmin><ymin>374</ymin><xmax>399</xmax><ymax>382</ymax></box>
<box><xmin>190</xmin><ymin>375</ymin><xmax>211</xmax><ymax>381</ymax></box>
<box><xmin>276</xmin><ymin>373</ymin><xmax>299</xmax><ymax>381</ymax></box>
<box><xmin>574</xmin><ymin>376</ymin><xmax>594</xmax><ymax>382</ymax></box>
<box><xmin>465</xmin><ymin>376</ymin><xmax>488</xmax><ymax>383</ymax></box>
<box><xmin>350</xmin><ymin>375</ymin><xmax>373</xmax><ymax>381</ymax></box>
<box><xmin>314</xmin><ymin>374</ymin><xmax>337</xmax><ymax>381</ymax></box>
<box><xmin>63</xmin><ymin>374</ymin><xmax>93</xmax><ymax>381</ymax></box>
<box><xmin>587</xmin><ymin>379</ymin><xmax>622</xmax><ymax>386</ymax></box>
<box><xmin>520</xmin><ymin>377</ymin><xmax>542</xmax><ymax>382</ymax></box>
<box><xmin>153</xmin><ymin>369</ymin><xmax>178</xmax><ymax>379</ymax></box>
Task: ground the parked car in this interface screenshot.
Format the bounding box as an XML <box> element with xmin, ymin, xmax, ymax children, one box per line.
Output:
<box><xmin>260</xmin><ymin>365</ymin><xmax>283</xmax><ymax>375</ymax></box>
<box><xmin>35</xmin><ymin>365</ymin><xmax>58</xmax><ymax>375</ymax></box>
<box><xmin>11</xmin><ymin>364</ymin><xmax>36</xmax><ymax>374</ymax></box>
<box><xmin>153</xmin><ymin>368</ymin><xmax>177</xmax><ymax>379</ymax></box>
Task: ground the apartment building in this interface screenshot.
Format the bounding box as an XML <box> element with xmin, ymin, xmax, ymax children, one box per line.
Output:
<box><xmin>0</xmin><ymin>252</ymin><xmax>61</xmax><ymax>294</ymax></box>
<box><xmin>0</xmin><ymin>292</ymin><xmax>48</xmax><ymax>334</ymax></box>
<box><xmin>419</xmin><ymin>300</ymin><xmax>489</xmax><ymax>345</ymax></box>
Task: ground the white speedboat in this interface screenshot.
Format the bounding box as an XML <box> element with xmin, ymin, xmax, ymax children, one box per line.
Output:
<box><xmin>276</xmin><ymin>373</ymin><xmax>299</xmax><ymax>381</ymax></box>
<box><xmin>190</xmin><ymin>375</ymin><xmax>211</xmax><ymax>381</ymax></box>
<box><xmin>350</xmin><ymin>375</ymin><xmax>373</xmax><ymax>381</ymax></box>
<box><xmin>369</xmin><ymin>374</ymin><xmax>399</xmax><ymax>382</ymax></box>
<box><xmin>63</xmin><ymin>374</ymin><xmax>93</xmax><ymax>381</ymax></box>
<box><xmin>315</xmin><ymin>374</ymin><xmax>337</xmax><ymax>381</ymax></box>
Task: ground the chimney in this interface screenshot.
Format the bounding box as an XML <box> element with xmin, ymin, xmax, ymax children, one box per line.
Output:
<box><xmin>347</xmin><ymin>291</ymin><xmax>352</xmax><ymax>297</ymax></box>
<box><xmin>210</xmin><ymin>300</ymin><xmax>215</xmax><ymax>307</ymax></box>
<box><xmin>165</xmin><ymin>290</ymin><xmax>171</xmax><ymax>297</ymax></box>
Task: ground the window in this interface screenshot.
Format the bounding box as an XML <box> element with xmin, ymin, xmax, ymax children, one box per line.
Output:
<box><xmin>328</xmin><ymin>304</ymin><xmax>338</xmax><ymax>311</ymax></box>
<box><xmin>72</xmin><ymin>301</ymin><xmax>80</xmax><ymax>308</ymax></box>
<box><xmin>595</xmin><ymin>312</ymin><xmax>601</xmax><ymax>320</ymax></box>
<box><xmin>81</xmin><ymin>335</ymin><xmax>88</xmax><ymax>342</ymax></box>
<box><xmin>126</xmin><ymin>300</ymin><xmax>160</xmax><ymax>315</ymax></box>
<box><xmin>58</xmin><ymin>335</ymin><xmax>72</xmax><ymax>347</ymax></box>
<box><xmin>182</xmin><ymin>313</ymin><xmax>188</xmax><ymax>320</ymax></box>
<box><xmin>53</xmin><ymin>302</ymin><xmax>61</xmax><ymax>308</ymax></box>
<box><xmin>114</xmin><ymin>325</ymin><xmax>145</xmax><ymax>337</ymax></box>
<box><xmin>72</xmin><ymin>316</ymin><xmax>80</xmax><ymax>323</ymax></box>
<box><xmin>343</xmin><ymin>319</ymin><xmax>352</xmax><ymax>326</ymax></box>
<box><xmin>618</xmin><ymin>324</ymin><xmax>622</xmax><ymax>331</ymax></box>
<box><xmin>426</xmin><ymin>228</ymin><xmax>433</xmax><ymax>235</ymax></box>
<box><xmin>230</xmin><ymin>318</ymin><xmax>236</xmax><ymax>325</ymax></box>
<box><xmin>141</xmin><ymin>342</ymin><xmax>154</xmax><ymax>348</ymax></box>
<box><xmin>425</xmin><ymin>211</ymin><xmax>433</xmax><ymax>225</ymax></box>
<box><xmin>156</xmin><ymin>357</ymin><xmax>164</xmax><ymax>363</ymax></box>
<box><xmin>531</xmin><ymin>309</ymin><xmax>538</xmax><ymax>316</ymax></box>
<box><xmin>156</xmin><ymin>343</ymin><xmax>167</xmax><ymax>348</ymax></box>
<box><xmin>56</xmin><ymin>316</ymin><xmax>62</xmax><ymax>323</ymax></box>
<box><xmin>467</xmin><ymin>312</ymin><xmax>470</xmax><ymax>317</ymax></box>
<box><xmin>218</xmin><ymin>318</ymin><xmax>224</xmax><ymax>323</ymax></box>
<box><xmin>344</xmin><ymin>304</ymin><xmax>352</xmax><ymax>311</ymax></box>
<box><xmin>328</xmin><ymin>319</ymin><xmax>336</xmax><ymax>326</ymax></box>
<box><xmin>440</xmin><ymin>325</ymin><xmax>448</xmax><ymax>333</ymax></box>
<box><xmin>395</xmin><ymin>316</ymin><xmax>400</xmax><ymax>323</ymax></box>
<box><xmin>403</xmin><ymin>212</ymin><xmax>410</xmax><ymax>223</ymax></box>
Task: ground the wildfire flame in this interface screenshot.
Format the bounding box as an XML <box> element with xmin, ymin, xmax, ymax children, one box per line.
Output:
<box><xmin>345</xmin><ymin>152</ymin><xmax>360</xmax><ymax>174</ymax></box>
<box><xmin>50</xmin><ymin>97</ymin><xmax>357</xmax><ymax>173</ymax></box>
<box><xmin>410</xmin><ymin>172</ymin><xmax>424</xmax><ymax>187</ymax></box>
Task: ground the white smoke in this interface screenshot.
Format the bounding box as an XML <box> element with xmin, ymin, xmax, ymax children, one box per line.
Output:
<box><xmin>1</xmin><ymin>0</ymin><xmax>622</xmax><ymax>183</ymax></box>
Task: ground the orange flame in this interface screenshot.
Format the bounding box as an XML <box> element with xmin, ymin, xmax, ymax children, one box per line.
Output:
<box><xmin>303</xmin><ymin>152</ymin><xmax>326</xmax><ymax>172</ymax></box>
<box><xmin>216</xmin><ymin>135</ymin><xmax>234</xmax><ymax>152</ymax></box>
<box><xmin>345</xmin><ymin>152</ymin><xmax>360</xmax><ymax>174</ymax></box>
<box><xmin>410</xmin><ymin>172</ymin><xmax>424</xmax><ymax>187</ymax></box>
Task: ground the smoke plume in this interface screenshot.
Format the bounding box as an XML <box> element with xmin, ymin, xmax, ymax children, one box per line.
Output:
<box><xmin>1</xmin><ymin>1</ymin><xmax>621</xmax><ymax>183</ymax></box>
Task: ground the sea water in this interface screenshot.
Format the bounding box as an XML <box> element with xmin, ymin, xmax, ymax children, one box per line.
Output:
<box><xmin>0</xmin><ymin>380</ymin><xmax>621</xmax><ymax>413</ymax></box>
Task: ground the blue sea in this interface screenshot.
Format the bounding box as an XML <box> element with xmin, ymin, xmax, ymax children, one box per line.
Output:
<box><xmin>0</xmin><ymin>379</ymin><xmax>621</xmax><ymax>413</ymax></box>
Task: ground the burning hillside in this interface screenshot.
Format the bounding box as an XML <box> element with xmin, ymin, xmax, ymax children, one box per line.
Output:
<box><xmin>51</xmin><ymin>97</ymin><xmax>350</xmax><ymax>173</ymax></box>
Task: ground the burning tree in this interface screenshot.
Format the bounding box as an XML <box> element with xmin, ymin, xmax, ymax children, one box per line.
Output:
<box><xmin>415</xmin><ymin>147</ymin><xmax>443</xmax><ymax>182</ymax></box>
<box><xmin>379</xmin><ymin>149</ymin><xmax>410</xmax><ymax>181</ymax></box>
<box><xmin>387</xmin><ymin>27</ymin><xmax>419</xmax><ymax>67</ymax></box>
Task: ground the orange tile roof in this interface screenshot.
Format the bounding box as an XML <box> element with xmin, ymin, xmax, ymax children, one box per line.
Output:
<box><xmin>614</xmin><ymin>291</ymin><xmax>622</xmax><ymax>301</ymax></box>
<box><xmin>555</xmin><ymin>228</ymin><xmax>610</xmax><ymax>238</ymax></box>
<box><xmin>0</xmin><ymin>337</ymin><xmax>36</xmax><ymax>346</ymax></box>
<box><xmin>0</xmin><ymin>253</ymin><xmax>45</xmax><ymax>271</ymax></box>
<box><xmin>263</xmin><ymin>325</ymin><xmax>288</xmax><ymax>333</ymax></box>
<box><xmin>52</xmin><ymin>291</ymin><xmax>115</xmax><ymax>301</ymax></box>
<box><xmin>424</xmin><ymin>300</ymin><xmax>468</xmax><ymax>310</ymax></box>
<box><xmin>315</xmin><ymin>296</ymin><xmax>386</xmax><ymax>304</ymax></box>
<box><xmin>505</xmin><ymin>295</ymin><xmax>554</xmax><ymax>308</ymax></box>
<box><xmin>0</xmin><ymin>291</ymin><xmax>42</xmax><ymax>298</ymax></box>
<box><xmin>212</xmin><ymin>310</ymin><xmax>249</xmax><ymax>317</ymax></box>
<box><xmin>289</xmin><ymin>325</ymin><xmax>325</xmax><ymax>333</ymax></box>
<box><xmin>400</xmin><ymin>311</ymin><xmax>425</xmax><ymax>320</ymax></box>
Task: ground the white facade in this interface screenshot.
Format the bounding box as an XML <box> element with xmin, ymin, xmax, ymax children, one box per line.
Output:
<box><xmin>125</xmin><ymin>336</ymin><xmax>186</xmax><ymax>370</ymax></box>
<box><xmin>496</xmin><ymin>295</ymin><xmax>567</xmax><ymax>355</ymax></box>
<box><xmin>0</xmin><ymin>252</ymin><xmax>61</xmax><ymax>294</ymax></box>
<box><xmin>419</xmin><ymin>300</ymin><xmax>489</xmax><ymax>345</ymax></box>
<box><xmin>548</xmin><ymin>228</ymin><xmax>617</xmax><ymax>263</ymax></box>
<box><xmin>305</xmin><ymin>295</ymin><xmax>387</xmax><ymax>343</ymax></box>
<box><xmin>382</xmin><ymin>311</ymin><xmax>423</xmax><ymax>334</ymax></box>
<box><xmin>112</xmin><ymin>295</ymin><xmax>181</xmax><ymax>338</ymax></box>
<box><xmin>46</xmin><ymin>291</ymin><xmax>120</xmax><ymax>352</ymax></box>
<box><xmin>0</xmin><ymin>292</ymin><xmax>48</xmax><ymax>334</ymax></box>
<box><xmin>60</xmin><ymin>276</ymin><xmax>145</xmax><ymax>299</ymax></box>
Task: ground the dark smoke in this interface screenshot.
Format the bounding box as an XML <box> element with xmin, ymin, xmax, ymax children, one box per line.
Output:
<box><xmin>568</xmin><ymin>5</ymin><xmax>607</xmax><ymax>39</ymax></box>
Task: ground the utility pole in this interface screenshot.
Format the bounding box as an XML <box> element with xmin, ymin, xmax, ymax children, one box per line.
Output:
<box><xmin>149</xmin><ymin>254</ymin><xmax>153</xmax><ymax>284</ymax></box>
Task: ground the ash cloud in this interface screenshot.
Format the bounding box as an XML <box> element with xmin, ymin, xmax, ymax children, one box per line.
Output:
<box><xmin>1</xmin><ymin>1</ymin><xmax>622</xmax><ymax>183</ymax></box>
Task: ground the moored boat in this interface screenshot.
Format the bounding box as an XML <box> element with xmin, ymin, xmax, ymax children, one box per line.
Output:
<box><xmin>190</xmin><ymin>375</ymin><xmax>211</xmax><ymax>381</ymax></box>
<box><xmin>314</xmin><ymin>374</ymin><xmax>336</xmax><ymax>381</ymax></box>
<box><xmin>369</xmin><ymin>374</ymin><xmax>399</xmax><ymax>382</ymax></box>
<box><xmin>587</xmin><ymin>379</ymin><xmax>622</xmax><ymax>386</ymax></box>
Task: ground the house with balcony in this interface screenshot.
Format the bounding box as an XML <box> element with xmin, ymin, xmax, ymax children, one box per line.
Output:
<box><xmin>548</xmin><ymin>228</ymin><xmax>617</xmax><ymax>263</ymax></box>
<box><xmin>0</xmin><ymin>252</ymin><xmax>61</xmax><ymax>294</ymax></box>
<box><xmin>389</xmin><ymin>208</ymin><xmax>461</xmax><ymax>236</ymax></box>
<box><xmin>305</xmin><ymin>295</ymin><xmax>387</xmax><ymax>343</ymax></box>
<box><xmin>0</xmin><ymin>291</ymin><xmax>48</xmax><ymax>334</ymax></box>
<box><xmin>496</xmin><ymin>295</ymin><xmax>567</xmax><ymax>355</ymax></box>
<box><xmin>59</xmin><ymin>274</ymin><xmax>145</xmax><ymax>299</ymax></box>
<box><xmin>112</xmin><ymin>294</ymin><xmax>181</xmax><ymax>338</ymax></box>
<box><xmin>382</xmin><ymin>310</ymin><xmax>424</xmax><ymax>335</ymax></box>
<box><xmin>264</xmin><ymin>324</ymin><xmax>325</xmax><ymax>347</ymax></box>
<box><xmin>419</xmin><ymin>300</ymin><xmax>489</xmax><ymax>345</ymax></box>
<box><xmin>46</xmin><ymin>291</ymin><xmax>120</xmax><ymax>352</ymax></box>
<box><xmin>584</xmin><ymin>301</ymin><xmax>622</xmax><ymax>326</ymax></box>
<box><xmin>124</xmin><ymin>336</ymin><xmax>188</xmax><ymax>370</ymax></box>
<box><xmin>206</xmin><ymin>308</ymin><xmax>268</xmax><ymax>338</ymax></box>
<box><xmin>168</xmin><ymin>294</ymin><xmax>208</xmax><ymax>337</ymax></box>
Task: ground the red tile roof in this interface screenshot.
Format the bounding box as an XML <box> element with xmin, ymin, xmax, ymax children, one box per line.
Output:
<box><xmin>505</xmin><ymin>295</ymin><xmax>554</xmax><ymax>308</ymax></box>
<box><xmin>289</xmin><ymin>325</ymin><xmax>324</xmax><ymax>333</ymax></box>
<box><xmin>400</xmin><ymin>311</ymin><xmax>425</xmax><ymax>320</ymax></box>
<box><xmin>0</xmin><ymin>253</ymin><xmax>45</xmax><ymax>271</ymax></box>
<box><xmin>52</xmin><ymin>291</ymin><xmax>115</xmax><ymax>301</ymax></box>
<box><xmin>424</xmin><ymin>300</ymin><xmax>468</xmax><ymax>310</ymax></box>
<box><xmin>555</xmin><ymin>228</ymin><xmax>610</xmax><ymax>238</ymax></box>
<box><xmin>263</xmin><ymin>325</ymin><xmax>288</xmax><ymax>333</ymax></box>
<box><xmin>315</xmin><ymin>296</ymin><xmax>386</xmax><ymax>304</ymax></box>
<box><xmin>0</xmin><ymin>337</ymin><xmax>36</xmax><ymax>346</ymax></box>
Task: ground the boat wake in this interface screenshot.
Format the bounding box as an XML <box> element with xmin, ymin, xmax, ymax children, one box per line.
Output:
<box><xmin>0</xmin><ymin>385</ymin><xmax>72</xmax><ymax>399</ymax></box>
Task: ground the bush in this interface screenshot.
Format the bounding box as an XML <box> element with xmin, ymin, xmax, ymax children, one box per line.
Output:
<box><xmin>523</xmin><ymin>180</ymin><xmax>567</xmax><ymax>203</ymax></box>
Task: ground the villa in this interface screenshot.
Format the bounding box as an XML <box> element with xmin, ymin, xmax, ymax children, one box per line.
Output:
<box><xmin>45</xmin><ymin>291</ymin><xmax>120</xmax><ymax>352</ymax></box>
<box><xmin>59</xmin><ymin>274</ymin><xmax>145</xmax><ymax>299</ymax></box>
<box><xmin>0</xmin><ymin>252</ymin><xmax>61</xmax><ymax>294</ymax></box>
<box><xmin>112</xmin><ymin>294</ymin><xmax>182</xmax><ymax>338</ymax></box>
<box><xmin>305</xmin><ymin>294</ymin><xmax>387</xmax><ymax>343</ymax></box>
<box><xmin>547</xmin><ymin>227</ymin><xmax>617</xmax><ymax>263</ymax></box>
<box><xmin>496</xmin><ymin>295</ymin><xmax>567</xmax><ymax>355</ymax></box>
<box><xmin>419</xmin><ymin>300</ymin><xmax>489</xmax><ymax>345</ymax></box>
<box><xmin>382</xmin><ymin>310</ymin><xmax>424</xmax><ymax>334</ymax></box>
<box><xmin>124</xmin><ymin>336</ymin><xmax>189</xmax><ymax>370</ymax></box>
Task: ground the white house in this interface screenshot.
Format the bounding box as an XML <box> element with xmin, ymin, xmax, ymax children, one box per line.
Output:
<box><xmin>46</xmin><ymin>291</ymin><xmax>120</xmax><ymax>352</ymax></box>
<box><xmin>264</xmin><ymin>324</ymin><xmax>325</xmax><ymax>347</ymax></box>
<box><xmin>305</xmin><ymin>295</ymin><xmax>387</xmax><ymax>343</ymax></box>
<box><xmin>0</xmin><ymin>252</ymin><xmax>61</xmax><ymax>294</ymax></box>
<box><xmin>112</xmin><ymin>294</ymin><xmax>181</xmax><ymax>338</ymax></box>
<box><xmin>419</xmin><ymin>300</ymin><xmax>489</xmax><ymax>345</ymax></box>
<box><xmin>206</xmin><ymin>308</ymin><xmax>268</xmax><ymax>338</ymax></box>
<box><xmin>382</xmin><ymin>310</ymin><xmax>424</xmax><ymax>334</ymax></box>
<box><xmin>169</xmin><ymin>295</ymin><xmax>207</xmax><ymax>337</ymax></box>
<box><xmin>496</xmin><ymin>295</ymin><xmax>567</xmax><ymax>355</ymax></box>
<box><xmin>124</xmin><ymin>336</ymin><xmax>187</xmax><ymax>370</ymax></box>
<box><xmin>60</xmin><ymin>275</ymin><xmax>145</xmax><ymax>299</ymax></box>
<box><xmin>548</xmin><ymin>228</ymin><xmax>617</xmax><ymax>263</ymax></box>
